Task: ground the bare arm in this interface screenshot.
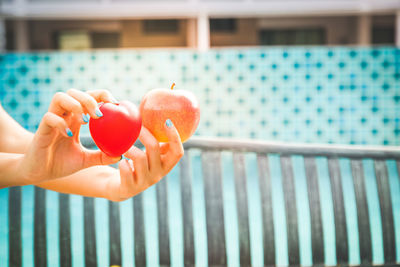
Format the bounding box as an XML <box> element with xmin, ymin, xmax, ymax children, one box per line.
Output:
<box><xmin>0</xmin><ymin>152</ymin><xmax>29</xmax><ymax>188</ymax></box>
<box><xmin>36</xmin><ymin>165</ymin><xmax>116</xmax><ymax>200</ymax></box>
<box><xmin>0</xmin><ymin>104</ymin><xmax>33</xmax><ymax>153</ymax></box>
<box><xmin>0</xmin><ymin>105</ymin><xmax>35</xmax><ymax>188</ymax></box>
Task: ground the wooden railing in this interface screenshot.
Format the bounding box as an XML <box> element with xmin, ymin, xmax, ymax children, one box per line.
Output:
<box><xmin>2</xmin><ymin>137</ymin><xmax>399</xmax><ymax>266</ymax></box>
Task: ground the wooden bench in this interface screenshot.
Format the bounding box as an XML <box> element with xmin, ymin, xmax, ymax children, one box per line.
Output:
<box><xmin>1</xmin><ymin>137</ymin><xmax>399</xmax><ymax>266</ymax></box>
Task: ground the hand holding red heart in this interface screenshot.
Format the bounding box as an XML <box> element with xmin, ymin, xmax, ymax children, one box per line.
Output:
<box><xmin>18</xmin><ymin>89</ymin><xmax>122</xmax><ymax>185</ymax></box>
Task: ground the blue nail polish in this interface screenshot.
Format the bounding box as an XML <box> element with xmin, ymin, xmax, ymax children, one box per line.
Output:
<box><xmin>95</xmin><ymin>108</ymin><xmax>103</xmax><ymax>117</ymax></box>
<box><xmin>121</xmin><ymin>155</ymin><xmax>129</xmax><ymax>160</ymax></box>
<box><xmin>82</xmin><ymin>113</ymin><xmax>89</xmax><ymax>123</ymax></box>
<box><xmin>166</xmin><ymin>119</ymin><xmax>173</xmax><ymax>128</ymax></box>
<box><xmin>66</xmin><ymin>128</ymin><xmax>73</xmax><ymax>137</ymax></box>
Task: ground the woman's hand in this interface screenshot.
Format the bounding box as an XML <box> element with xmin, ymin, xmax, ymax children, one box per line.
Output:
<box><xmin>107</xmin><ymin>121</ymin><xmax>184</xmax><ymax>202</ymax></box>
<box><xmin>19</xmin><ymin>89</ymin><xmax>121</xmax><ymax>184</ymax></box>
<box><xmin>33</xmin><ymin>123</ymin><xmax>183</xmax><ymax>200</ymax></box>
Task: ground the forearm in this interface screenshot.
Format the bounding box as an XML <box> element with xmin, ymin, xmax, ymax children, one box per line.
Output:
<box><xmin>3</xmin><ymin>130</ymin><xmax>33</xmax><ymax>153</ymax></box>
<box><xmin>0</xmin><ymin>153</ymin><xmax>29</xmax><ymax>188</ymax></box>
<box><xmin>36</xmin><ymin>165</ymin><xmax>120</xmax><ymax>201</ymax></box>
<box><xmin>0</xmin><ymin>104</ymin><xmax>34</xmax><ymax>153</ymax></box>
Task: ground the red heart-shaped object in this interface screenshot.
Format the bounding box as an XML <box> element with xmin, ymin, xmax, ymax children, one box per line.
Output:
<box><xmin>89</xmin><ymin>101</ymin><xmax>142</xmax><ymax>157</ymax></box>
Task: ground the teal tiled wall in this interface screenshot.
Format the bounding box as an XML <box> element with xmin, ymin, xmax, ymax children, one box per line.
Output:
<box><xmin>0</xmin><ymin>47</ymin><xmax>399</xmax><ymax>145</ymax></box>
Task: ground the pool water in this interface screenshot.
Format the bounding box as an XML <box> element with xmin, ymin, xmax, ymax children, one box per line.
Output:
<box><xmin>0</xmin><ymin>47</ymin><xmax>399</xmax><ymax>145</ymax></box>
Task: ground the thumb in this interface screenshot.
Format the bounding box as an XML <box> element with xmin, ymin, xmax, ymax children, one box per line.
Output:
<box><xmin>83</xmin><ymin>149</ymin><xmax>121</xmax><ymax>168</ymax></box>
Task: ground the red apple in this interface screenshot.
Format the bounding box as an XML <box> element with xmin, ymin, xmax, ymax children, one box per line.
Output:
<box><xmin>139</xmin><ymin>83</ymin><xmax>200</xmax><ymax>143</ymax></box>
<box><xmin>89</xmin><ymin>101</ymin><xmax>142</xmax><ymax>157</ymax></box>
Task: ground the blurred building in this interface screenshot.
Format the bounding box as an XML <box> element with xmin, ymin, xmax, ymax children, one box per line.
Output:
<box><xmin>0</xmin><ymin>0</ymin><xmax>399</xmax><ymax>51</ymax></box>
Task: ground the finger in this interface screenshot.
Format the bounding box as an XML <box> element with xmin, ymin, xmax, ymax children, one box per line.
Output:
<box><xmin>83</xmin><ymin>149</ymin><xmax>121</xmax><ymax>168</ymax></box>
<box><xmin>139</xmin><ymin>127</ymin><xmax>161</xmax><ymax>172</ymax></box>
<box><xmin>37</xmin><ymin>112</ymin><xmax>72</xmax><ymax>138</ymax></box>
<box><xmin>86</xmin><ymin>89</ymin><xmax>118</xmax><ymax>103</ymax></box>
<box><xmin>124</xmin><ymin>146</ymin><xmax>148</xmax><ymax>184</ymax></box>
<box><xmin>66</xmin><ymin>88</ymin><xmax>102</xmax><ymax>119</ymax></box>
<box><xmin>48</xmin><ymin>92</ymin><xmax>85</xmax><ymax>123</ymax></box>
<box><xmin>161</xmin><ymin>119</ymin><xmax>184</xmax><ymax>172</ymax></box>
<box><xmin>118</xmin><ymin>159</ymin><xmax>137</xmax><ymax>197</ymax></box>
<box><xmin>159</xmin><ymin>143</ymin><xmax>170</xmax><ymax>155</ymax></box>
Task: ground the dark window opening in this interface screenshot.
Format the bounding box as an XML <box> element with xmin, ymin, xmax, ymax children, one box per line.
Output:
<box><xmin>259</xmin><ymin>28</ymin><xmax>326</xmax><ymax>45</ymax></box>
<box><xmin>5</xmin><ymin>23</ymin><xmax>15</xmax><ymax>51</ymax></box>
<box><xmin>210</xmin><ymin>19</ymin><xmax>237</xmax><ymax>33</ymax></box>
<box><xmin>143</xmin><ymin>20</ymin><xmax>179</xmax><ymax>34</ymax></box>
<box><xmin>372</xmin><ymin>26</ymin><xmax>395</xmax><ymax>45</ymax></box>
<box><xmin>91</xmin><ymin>32</ymin><xmax>120</xmax><ymax>49</ymax></box>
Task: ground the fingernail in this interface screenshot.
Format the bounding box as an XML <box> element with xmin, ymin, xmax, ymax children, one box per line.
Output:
<box><xmin>122</xmin><ymin>155</ymin><xmax>129</xmax><ymax>160</ymax></box>
<box><xmin>82</xmin><ymin>113</ymin><xmax>89</xmax><ymax>123</ymax></box>
<box><xmin>111</xmin><ymin>97</ymin><xmax>118</xmax><ymax>104</ymax></box>
<box><xmin>95</xmin><ymin>108</ymin><xmax>103</xmax><ymax>117</ymax></box>
<box><xmin>66</xmin><ymin>128</ymin><xmax>73</xmax><ymax>137</ymax></box>
<box><xmin>166</xmin><ymin>119</ymin><xmax>173</xmax><ymax>128</ymax></box>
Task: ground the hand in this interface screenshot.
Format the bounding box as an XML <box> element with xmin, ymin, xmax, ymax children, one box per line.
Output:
<box><xmin>19</xmin><ymin>89</ymin><xmax>121</xmax><ymax>184</ymax></box>
<box><xmin>107</xmin><ymin>121</ymin><xmax>184</xmax><ymax>202</ymax></box>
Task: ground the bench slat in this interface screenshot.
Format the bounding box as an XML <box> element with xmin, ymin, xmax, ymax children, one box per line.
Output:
<box><xmin>109</xmin><ymin>201</ymin><xmax>122</xmax><ymax>265</ymax></box>
<box><xmin>233</xmin><ymin>152</ymin><xmax>251</xmax><ymax>266</ymax></box>
<box><xmin>81</xmin><ymin>136</ymin><xmax>400</xmax><ymax>159</ymax></box>
<box><xmin>84</xmin><ymin>197</ymin><xmax>97</xmax><ymax>267</ymax></box>
<box><xmin>202</xmin><ymin>151</ymin><xmax>227</xmax><ymax>265</ymax></box>
<box><xmin>133</xmin><ymin>193</ymin><xmax>146</xmax><ymax>267</ymax></box>
<box><xmin>327</xmin><ymin>158</ymin><xmax>349</xmax><ymax>264</ymax></box>
<box><xmin>34</xmin><ymin>187</ymin><xmax>47</xmax><ymax>267</ymax></box>
<box><xmin>9</xmin><ymin>187</ymin><xmax>22</xmax><ymax>267</ymax></box>
<box><xmin>181</xmin><ymin>137</ymin><xmax>400</xmax><ymax>159</ymax></box>
<box><xmin>156</xmin><ymin>176</ymin><xmax>171</xmax><ymax>266</ymax></box>
<box><xmin>397</xmin><ymin>161</ymin><xmax>400</xmax><ymax>178</ymax></box>
<box><xmin>351</xmin><ymin>159</ymin><xmax>372</xmax><ymax>263</ymax></box>
<box><xmin>256</xmin><ymin>154</ymin><xmax>275</xmax><ymax>266</ymax></box>
<box><xmin>374</xmin><ymin>160</ymin><xmax>396</xmax><ymax>263</ymax></box>
<box><xmin>180</xmin><ymin>152</ymin><xmax>195</xmax><ymax>266</ymax></box>
<box><xmin>59</xmin><ymin>193</ymin><xmax>71</xmax><ymax>267</ymax></box>
<box><xmin>280</xmin><ymin>156</ymin><xmax>300</xmax><ymax>265</ymax></box>
<box><xmin>304</xmin><ymin>157</ymin><xmax>325</xmax><ymax>265</ymax></box>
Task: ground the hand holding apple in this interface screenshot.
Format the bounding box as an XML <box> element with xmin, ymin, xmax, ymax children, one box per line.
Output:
<box><xmin>139</xmin><ymin>83</ymin><xmax>200</xmax><ymax>143</ymax></box>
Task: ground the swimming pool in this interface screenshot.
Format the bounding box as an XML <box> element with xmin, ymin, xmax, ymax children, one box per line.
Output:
<box><xmin>0</xmin><ymin>47</ymin><xmax>399</xmax><ymax>145</ymax></box>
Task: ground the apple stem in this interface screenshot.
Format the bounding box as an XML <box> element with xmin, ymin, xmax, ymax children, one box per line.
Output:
<box><xmin>171</xmin><ymin>83</ymin><xmax>175</xmax><ymax>90</ymax></box>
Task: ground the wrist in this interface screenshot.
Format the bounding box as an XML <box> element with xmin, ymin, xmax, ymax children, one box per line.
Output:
<box><xmin>14</xmin><ymin>155</ymin><xmax>37</xmax><ymax>186</ymax></box>
<box><xmin>16</xmin><ymin>153</ymin><xmax>52</xmax><ymax>186</ymax></box>
<box><xmin>0</xmin><ymin>153</ymin><xmax>31</xmax><ymax>188</ymax></box>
